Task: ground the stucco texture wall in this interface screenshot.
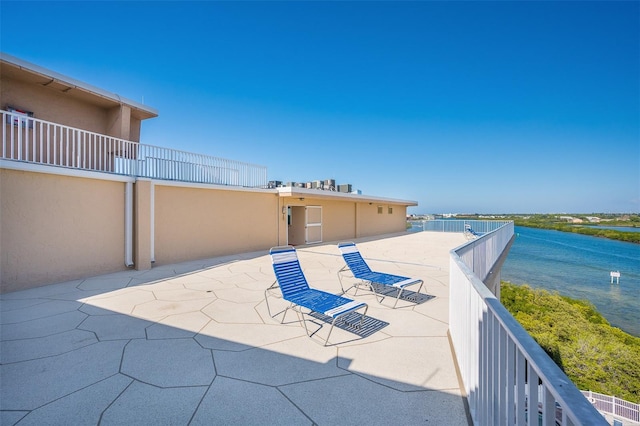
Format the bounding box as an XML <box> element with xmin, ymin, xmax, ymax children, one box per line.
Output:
<box><xmin>1</xmin><ymin>76</ymin><xmax>109</xmax><ymax>134</ymax></box>
<box><xmin>297</xmin><ymin>198</ymin><xmax>357</xmax><ymax>242</ymax></box>
<box><xmin>280</xmin><ymin>197</ymin><xmax>408</xmax><ymax>244</ymax></box>
<box><xmin>1</xmin><ymin>75</ymin><xmax>142</xmax><ymax>141</ymax></box>
<box><xmin>153</xmin><ymin>185</ymin><xmax>279</xmax><ymax>265</ymax></box>
<box><xmin>0</xmin><ymin>169</ymin><xmax>411</xmax><ymax>292</ymax></box>
<box><xmin>357</xmin><ymin>202</ymin><xmax>408</xmax><ymax>238</ymax></box>
<box><xmin>0</xmin><ymin>169</ymin><xmax>126</xmax><ymax>292</ymax></box>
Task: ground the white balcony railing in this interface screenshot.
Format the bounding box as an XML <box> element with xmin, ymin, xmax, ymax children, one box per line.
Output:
<box><xmin>448</xmin><ymin>222</ymin><xmax>607</xmax><ymax>425</ymax></box>
<box><xmin>417</xmin><ymin>219</ymin><xmax>512</xmax><ymax>234</ymax></box>
<box><xmin>1</xmin><ymin>110</ymin><xmax>268</xmax><ymax>188</ymax></box>
<box><xmin>582</xmin><ymin>391</ymin><xmax>639</xmax><ymax>423</ymax></box>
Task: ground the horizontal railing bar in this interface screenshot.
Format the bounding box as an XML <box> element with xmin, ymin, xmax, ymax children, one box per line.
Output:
<box><xmin>0</xmin><ymin>110</ymin><xmax>268</xmax><ymax>188</ymax></box>
<box><xmin>448</xmin><ymin>221</ymin><xmax>608</xmax><ymax>425</ymax></box>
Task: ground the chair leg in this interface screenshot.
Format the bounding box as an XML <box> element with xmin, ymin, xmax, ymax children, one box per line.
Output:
<box><xmin>294</xmin><ymin>307</ymin><xmax>310</xmax><ymax>337</ymax></box>
<box><xmin>325</xmin><ymin>318</ymin><xmax>338</xmax><ymax>346</ymax></box>
<box><xmin>367</xmin><ymin>282</ymin><xmax>384</xmax><ymax>304</ymax></box>
<box><xmin>359</xmin><ymin>305</ymin><xmax>368</xmax><ymax>328</ymax></box>
<box><xmin>324</xmin><ymin>305</ymin><xmax>369</xmax><ymax>345</ymax></box>
<box><xmin>337</xmin><ymin>268</ymin><xmax>357</xmax><ymax>295</ymax></box>
<box><xmin>393</xmin><ymin>288</ymin><xmax>403</xmax><ymax>309</ymax></box>
<box><xmin>281</xmin><ymin>306</ymin><xmax>292</xmax><ymax>324</ymax></box>
<box><xmin>392</xmin><ymin>280</ymin><xmax>424</xmax><ymax>308</ymax></box>
<box><xmin>264</xmin><ymin>281</ymin><xmax>282</xmax><ymax>319</ymax></box>
<box><xmin>264</xmin><ymin>289</ymin><xmax>274</xmax><ymax>318</ymax></box>
<box><xmin>406</xmin><ymin>281</ymin><xmax>425</xmax><ymax>302</ymax></box>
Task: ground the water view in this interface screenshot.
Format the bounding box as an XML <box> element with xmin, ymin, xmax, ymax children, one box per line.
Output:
<box><xmin>502</xmin><ymin>226</ymin><xmax>640</xmax><ymax>337</ymax></box>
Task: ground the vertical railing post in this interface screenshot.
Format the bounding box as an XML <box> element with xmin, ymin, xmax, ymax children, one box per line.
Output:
<box><xmin>17</xmin><ymin>113</ymin><xmax>22</xmax><ymax>160</ymax></box>
<box><xmin>498</xmin><ymin>326</ymin><xmax>507</xmax><ymax>424</ymax></box>
<box><xmin>1</xmin><ymin>111</ymin><xmax>5</xmax><ymax>158</ymax></box>
<box><xmin>529</xmin><ymin>367</ymin><xmax>539</xmax><ymax>426</ymax></box>
<box><xmin>506</xmin><ymin>338</ymin><xmax>516</xmax><ymax>424</ymax></box>
<box><xmin>1</xmin><ymin>110</ymin><xmax>270</xmax><ymax>187</ymax></box>
<box><xmin>516</xmin><ymin>350</ymin><xmax>526</xmax><ymax>425</ymax></box>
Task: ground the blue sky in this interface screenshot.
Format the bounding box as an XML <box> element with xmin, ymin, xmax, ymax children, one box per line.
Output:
<box><xmin>2</xmin><ymin>1</ymin><xmax>638</xmax><ymax>214</ymax></box>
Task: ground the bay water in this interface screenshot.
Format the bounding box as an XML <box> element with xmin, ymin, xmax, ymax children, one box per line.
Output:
<box><xmin>501</xmin><ymin>226</ymin><xmax>640</xmax><ymax>337</ymax></box>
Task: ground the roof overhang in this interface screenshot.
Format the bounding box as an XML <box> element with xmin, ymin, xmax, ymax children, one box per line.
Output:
<box><xmin>0</xmin><ymin>52</ymin><xmax>158</xmax><ymax>121</ymax></box>
<box><xmin>277</xmin><ymin>186</ymin><xmax>418</xmax><ymax>206</ymax></box>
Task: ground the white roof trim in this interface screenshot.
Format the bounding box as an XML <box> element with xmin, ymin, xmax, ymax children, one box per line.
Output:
<box><xmin>0</xmin><ymin>159</ymin><xmax>136</xmax><ymax>183</ymax></box>
<box><xmin>0</xmin><ymin>52</ymin><xmax>158</xmax><ymax>116</ymax></box>
<box><xmin>276</xmin><ymin>186</ymin><xmax>417</xmax><ymax>206</ymax></box>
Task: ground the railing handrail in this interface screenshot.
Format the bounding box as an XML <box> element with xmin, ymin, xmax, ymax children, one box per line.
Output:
<box><xmin>138</xmin><ymin>142</ymin><xmax>266</xmax><ymax>170</ymax></box>
<box><xmin>1</xmin><ymin>109</ymin><xmax>268</xmax><ymax>188</ymax></box>
<box><xmin>448</xmin><ymin>221</ymin><xmax>608</xmax><ymax>425</ymax></box>
<box><xmin>410</xmin><ymin>219</ymin><xmax>512</xmax><ymax>234</ymax></box>
<box><xmin>581</xmin><ymin>390</ymin><xmax>640</xmax><ymax>422</ymax></box>
<box><xmin>2</xmin><ymin>109</ymin><xmax>132</xmax><ymax>144</ymax></box>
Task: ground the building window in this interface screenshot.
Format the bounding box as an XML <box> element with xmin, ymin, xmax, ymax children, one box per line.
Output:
<box><xmin>377</xmin><ymin>206</ymin><xmax>383</xmax><ymax>214</ymax></box>
<box><xmin>388</xmin><ymin>207</ymin><xmax>393</xmax><ymax>214</ymax></box>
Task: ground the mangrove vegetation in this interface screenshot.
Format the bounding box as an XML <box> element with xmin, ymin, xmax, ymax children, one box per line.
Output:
<box><xmin>452</xmin><ymin>213</ymin><xmax>640</xmax><ymax>244</ymax></box>
<box><xmin>500</xmin><ymin>281</ymin><xmax>640</xmax><ymax>404</ymax></box>
<box><xmin>511</xmin><ymin>215</ymin><xmax>640</xmax><ymax>244</ymax></box>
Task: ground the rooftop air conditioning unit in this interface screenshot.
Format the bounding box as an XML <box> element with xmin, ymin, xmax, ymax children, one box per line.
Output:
<box><xmin>338</xmin><ymin>184</ymin><xmax>352</xmax><ymax>193</ymax></box>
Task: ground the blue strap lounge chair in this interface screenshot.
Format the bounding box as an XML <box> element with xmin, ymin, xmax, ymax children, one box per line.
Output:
<box><xmin>464</xmin><ymin>224</ymin><xmax>481</xmax><ymax>240</ymax></box>
<box><xmin>265</xmin><ymin>246</ymin><xmax>368</xmax><ymax>345</ymax></box>
<box><xmin>337</xmin><ymin>242</ymin><xmax>425</xmax><ymax>309</ymax></box>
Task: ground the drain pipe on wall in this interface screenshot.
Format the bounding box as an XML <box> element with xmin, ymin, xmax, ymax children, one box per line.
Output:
<box><xmin>125</xmin><ymin>181</ymin><xmax>134</xmax><ymax>267</ymax></box>
<box><xmin>150</xmin><ymin>182</ymin><xmax>155</xmax><ymax>263</ymax></box>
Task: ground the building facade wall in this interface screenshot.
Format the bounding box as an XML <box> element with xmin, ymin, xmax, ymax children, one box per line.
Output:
<box><xmin>0</xmin><ymin>169</ymin><xmax>127</xmax><ymax>292</ymax></box>
<box><xmin>278</xmin><ymin>196</ymin><xmax>408</xmax><ymax>245</ymax></box>
<box><xmin>1</xmin><ymin>56</ymin><xmax>416</xmax><ymax>292</ymax></box>
<box><xmin>356</xmin><ymin>202</ymin><xmax>408</xmax><ymax>238</ymax></box>
<box><xmin>1</xmin><ymin>75</ymin><xmax>142</xmax><ymax>141</ymax></box>
<box><xmin>153</xmin><ymin>184</ymin><xmax>279</xmax><ymax>265</ymax></box>
<box><xmin>318</xmin><ymin>199</ymin><xmax>357</xmax><ymax>242</ymax></box>
<box><xmin>0</xmin><ymin>168</ymin><xmax>412</xmax><ymax>293</ymax></box>
<box><xmin>2</xmin><ymin>76</ymin><xmax>109</xmax><ymax>135</ymax></box>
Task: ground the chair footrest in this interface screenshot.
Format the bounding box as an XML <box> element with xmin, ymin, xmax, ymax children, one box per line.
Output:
<box><xmin>391</xmin><ymin>278</ymin><xmax>422</xmax><ymax>288</ymax></box>
<box><xmin>325</xmin><ymin>300</ymin><xmax>366</xmax><ymax>317</ymax></box>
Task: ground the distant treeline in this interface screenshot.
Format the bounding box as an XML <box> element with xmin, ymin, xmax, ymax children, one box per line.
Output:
<box><xmin>501</xmin><ymin>282</ymin><xmax>640</xmax><ymax>404</ymax></box>
<box><xmin>450</xmin><ymin>214</ymin><xmax>640</xmax><ymax>244</ymax></box>
<box><xmin>511</xmin><ymin>215</ymin><xmax>640</xmax><ymax>244</ymax></box>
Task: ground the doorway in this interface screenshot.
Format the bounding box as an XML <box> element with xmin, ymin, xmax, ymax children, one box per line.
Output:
<box><xmin>287</xmin><ymin>205</ymin><xmax>322</xmax><ymax>245</ymax></box>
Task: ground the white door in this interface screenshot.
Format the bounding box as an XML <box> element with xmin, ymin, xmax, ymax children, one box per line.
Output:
<box><xmin>305</xmin><ymin>206</ymin><xmax>322</xmax><ymax>244</ymax></box>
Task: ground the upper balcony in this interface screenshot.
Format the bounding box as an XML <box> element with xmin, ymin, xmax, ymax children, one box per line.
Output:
<box><xmin>1</xmin><ymin>109</ymin><xmax>268</xmax><ymax>188</ymax></box>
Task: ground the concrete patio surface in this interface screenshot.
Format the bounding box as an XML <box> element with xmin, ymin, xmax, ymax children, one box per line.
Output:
<box><xmin>1</xmin><ymin>231</ymin><xmax>470</xmax><ymax>425</ymax></box>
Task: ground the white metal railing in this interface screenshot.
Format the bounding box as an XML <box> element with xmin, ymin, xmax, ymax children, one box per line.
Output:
<box><xmin>1</xmin><ymin>110</ymin><xmax>268</xmax><ymax>187</ymax></box>
<box><xmin>449</xmin><ymin>222</ymin><xmax>608</xmax><ymax>425</ymax></box>
<box><xmin>412</xmin><ymin>219</ymin><xmax>512</xmax><ymax>234</ymax></box>
<box><xmin>581</xmin><ymin>391</ymin><xmax>639</xmax><ymax>423</ymax></box>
